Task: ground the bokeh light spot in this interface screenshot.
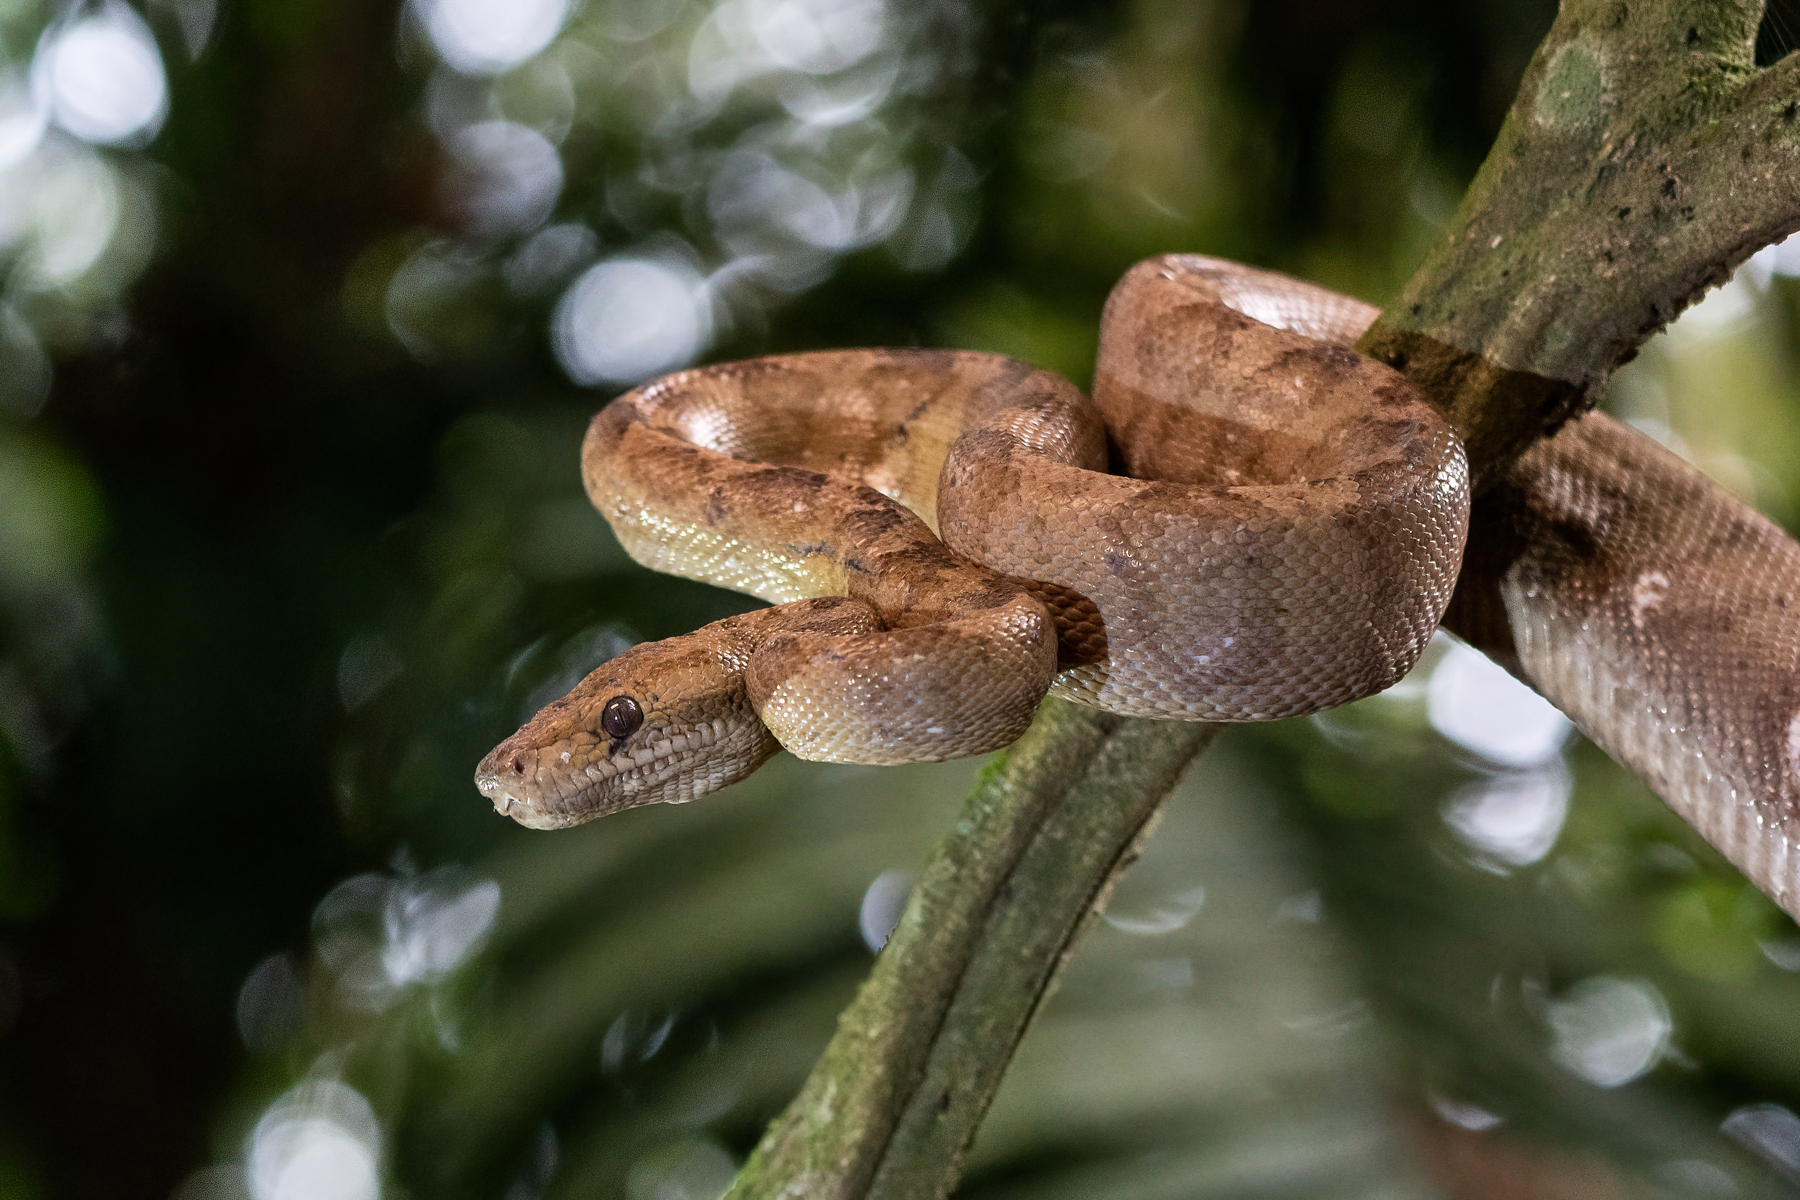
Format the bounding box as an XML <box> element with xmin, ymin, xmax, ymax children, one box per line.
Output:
<box><xmin>1427</xmin><ymin>639</ymin><xmax>1570</xmax><ymax>767</ymax></box>
<box><xmin>381</xmin><ymin>874</ymin><xmax>502</xmax><ymax>987</ymax></box>
<box><xmin>13</xmin><ymin>142</ymin><xmax>123</xmax><ymax>289</ymax></box>
<box><xmin>1442</xmin><ymin>763</ymin><xmax>1570</xmax><ymax>869</ymax></box>
<box><xmin>248</xmin><ymin>1080</ymin><xmax>381</xmax><ymax>1200</ymax></box>
<box><xmin>858</xmin><ymin>868</ymin><xmax>912</xmax><ymax>951</ymax></box>
<box><xmin>39</xmin><ymin>4</ymin><xmax>169</xmax><ymax>146</ymax></box>
<box><xmin>1545</xmin><ymin>976</ymin><xmax>1671</xmax><ymax>1088</ymax></box>
<box><xmin>0</xmin><ymin>69</ymin><xmax>48</xmax><ymax>169</ymax></box>
<box><xmin>311</xmin><ymin>867</ymin><xmax>499</xmax><ymax>1010</ymax></box>
<box><xmin>553</xmin><ymin>255</ymin><xmax>712</xmax><ymax>385</ymax></box>
<box><xmin>605</xmin><ymin>0</ymin><xmax>691</xmax><ymax>44</ymax></box>
<box><xmin>384</xmin><ymin>240</ymin><xmax>493</xmax><ymax>360</ymax></box>
<box><xmin>1427</xmin><ymin>1093</ymin><xmax>1504</xmax><ymax>1131</ymax></box>
<box><xmin>444</xmin><ymin>120</ymin><xmax>563</xmax><ymax>238</ymax></box>
<box><xmin>1102</xmin><ymin>884</ymin><xmax>1206</xmax><ymax>936</ymax></box>
<box><xmin>745</xmin><ymin>0</ymin><xmax>885</xmax><ymax>75</ymax></box>
<box><xmin>418</xmin><ymin>0</ymin><xmax>571</xmax><ymax>76</ymax></box>
<box><xmin>504</xmin><ymin>221</ymin><xmax>596</xmax><ymax>296</ymax></box>
<box><xmin>1723</xmin><ymin>1103</ymin><xmax>1800</xmax><ymax>1183</ymax></box>
<box><xmin>778</xmin><ymin>54</ymin><xmax>899</xmax><ymax>125</ymax></box>
<box><xmin>602</xmin><ymin>1010</ymin><xmax>677</xmax><ymax>1073</ymax></box>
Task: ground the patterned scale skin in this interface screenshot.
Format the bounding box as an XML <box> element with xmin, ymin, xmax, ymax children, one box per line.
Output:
<box><xmin>944</xmin><ymin>256</ymin><xmax>1470</xmax><ymax>719</ymax></box>
<box><xmin>476</xmin><ymin>352</ymin><xmax>1079</xmax><ymax>824</ymax></box>
<box><xmin>1448</xmin><ymin>413</ymin><xmax>1800</xmax><ymax>921</ymax></box>
<box><xmin>477</xmin><ymin>257</ymin><xmax>1472</xmax><ymax>825</ymax></box>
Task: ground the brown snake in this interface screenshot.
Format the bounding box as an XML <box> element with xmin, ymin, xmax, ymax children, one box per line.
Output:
<box><xmin>477</xmin><ymin>254</ymin><xmax>1800</xmax><ymax>924</ymax></box>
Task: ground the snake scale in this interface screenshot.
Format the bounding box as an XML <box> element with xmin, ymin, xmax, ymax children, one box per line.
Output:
<box><xmin>476</xmin><ymin>254</ymin><xmax>1800</xmax><ymax>925</ymax></box>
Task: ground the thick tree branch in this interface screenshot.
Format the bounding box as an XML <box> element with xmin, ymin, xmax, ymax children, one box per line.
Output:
<box><xmin>1360</xmin><ymin>0</ymin><xmax>1800</xmax><ymax>478</ymax></box>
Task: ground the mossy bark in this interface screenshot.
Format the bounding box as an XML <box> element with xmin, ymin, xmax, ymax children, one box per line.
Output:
<box><xmin>1359</xmin><ymin>0</ymin><xmax>1800</xmax><ymax>482</ymax></box>
<box><xmin>727</xmin><ymin>1</ymin><xmax>1800</xmax><ymax>1197</ymax></box>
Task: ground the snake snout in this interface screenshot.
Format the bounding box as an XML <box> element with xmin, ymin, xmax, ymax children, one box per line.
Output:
<box><xmin>473</xmin><ymin>742</ymin><xmax>532</xmax><ymax>819</ymax></box>
<box><xmin>474</xmin><ymin>734</ymin><xmax>591</xmax><ymax>829</ymax></box>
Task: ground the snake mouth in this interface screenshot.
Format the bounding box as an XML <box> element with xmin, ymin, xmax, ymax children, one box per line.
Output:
<box><xmin>473</xmin><ymin>771</ymin><xmax>526</xmax><ymax>820</ymax></box>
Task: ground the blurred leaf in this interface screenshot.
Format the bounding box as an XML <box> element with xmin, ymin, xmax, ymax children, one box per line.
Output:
<box><xmin>0</xmin><ymin>424</ymin><xmax>101</xmax><ymax>584</ymax></box>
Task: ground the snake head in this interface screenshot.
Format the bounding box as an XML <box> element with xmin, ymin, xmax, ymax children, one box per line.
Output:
<box><xmin>475</xmin><ymin>629</ymin><xmax>779</xmax><ymax>828</ymax></box>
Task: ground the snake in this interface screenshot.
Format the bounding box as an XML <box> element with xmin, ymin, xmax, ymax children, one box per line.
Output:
<box><xmin>476</xmin><ymin>254</ymin><xmax>1800</xmax><ymax>925</ymax></box>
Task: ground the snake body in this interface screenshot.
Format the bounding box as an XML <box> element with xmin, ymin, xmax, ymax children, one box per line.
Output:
<box><xmin>475</xmin><ymin>254</ymin><xmax>1800</xmax><ymax>924</ymax></box>
<box><xmin>477</xmin><ymin>256</ymin><xmax>1467</xmax><ymax>821</ymax></box>
<box><xmin>1451</xmin><ymin>413</ymin><xmax>1800</xmax><ymax>919</ymax></box>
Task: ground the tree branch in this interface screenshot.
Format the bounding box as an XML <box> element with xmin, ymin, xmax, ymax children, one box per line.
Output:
<box><xmin>1360</xmin><ymin>0</ymin><xmax>1800</xmax><ymax>479</ymax></box>
<box><xmin>724</xmin><ymin>703</ymin><xmax>1215</xmax><ymax>1200</ymax></box>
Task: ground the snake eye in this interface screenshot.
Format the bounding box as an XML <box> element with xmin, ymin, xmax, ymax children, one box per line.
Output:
<box><xmin>600</xmin><ymin>695</ymin><xmax>643</xmax><ymax>740</ymax></box>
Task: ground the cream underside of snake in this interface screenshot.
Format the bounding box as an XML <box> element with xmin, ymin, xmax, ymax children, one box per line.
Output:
<box><xmin>476</xmin><ymin>254</ymin><xmax>1800</xmax><ymax>926</ymax></box>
